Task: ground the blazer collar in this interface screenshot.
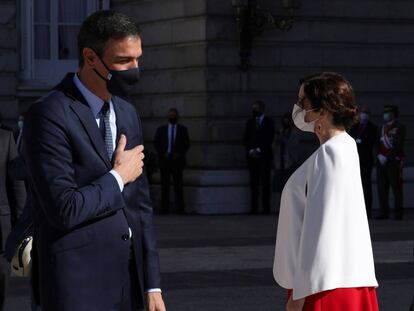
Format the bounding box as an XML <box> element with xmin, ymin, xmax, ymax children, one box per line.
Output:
<box><xmin>57</xmin><ymin>73</ymin><xmax>112</xmax><ymax>169</ymax></box>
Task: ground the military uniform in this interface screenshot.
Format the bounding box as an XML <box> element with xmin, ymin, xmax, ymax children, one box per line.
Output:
<box><xmin>376</xmin><ymin>107</ymin><xmax>406</xmax><ymax>219</ymax></box>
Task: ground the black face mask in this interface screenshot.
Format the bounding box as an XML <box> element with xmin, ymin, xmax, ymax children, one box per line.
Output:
<box><xmin>252</xmin><ymin>110</ymin><xmax>262</xmax><ymax>118</ymax></box>
<box><xmin>93</xmin><ymin>54</ymin><xmax>140</xmax><ymax>97</ymax></box>
<box><xmin>169</xmin><ymin>118</ymin><xmax>178</xmax><ymax>125</ymax></box>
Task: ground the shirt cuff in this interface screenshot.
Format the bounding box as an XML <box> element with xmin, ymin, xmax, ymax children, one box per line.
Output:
<box><xmin>146</xmin><ymin>288</ymin><xmax>162</xmax><ymax>293</ymax></box>
<box><xmin>109</xmin><ymin>170</ymin><xmax>124</xmax><ymax>192</ymax></box>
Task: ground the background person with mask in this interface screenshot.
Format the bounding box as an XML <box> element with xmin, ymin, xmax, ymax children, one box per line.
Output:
<box><xmin>348</xmin><ymin>107</ymin><xmax>377</xmax><ymax>218</ymax></box>
<box><xmin>376</xmin><ymin>105</ymin><xmax>406</xmax><ymax>220</ymax></box>
<box><xmin>243</xmin><ymin>100</ymin><xmax>275</xmax><ymax>214</ymax></box>
<box><xmin>154</xmin><ymin>108</ymin><xmax>190</xmax><ymax>214</ymax></box>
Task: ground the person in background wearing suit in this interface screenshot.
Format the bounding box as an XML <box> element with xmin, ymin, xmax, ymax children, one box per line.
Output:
<box><xmin>376</xmin><ymin>105</ymin><xmax>406</xmax><ymax>220</ymax></box>
<box><xmin>0</xmin><ymin>128</ymin><xmax>26</xmax><ymax>310</ymax></box>
<box><xmin>348</xmin><ymin>107</ymin><xmax>377</xmax><ymax>218</ymax></box>
<box><xmin>154</xmin><ymin>108</ymin><xmax>190</xmax><ymax>214</ymax></box>
<box><xmin>23</xmin><ymin>11</ymin><xmax>165</xmax><ymax>311</ymax></box>
<box><xmin>244</xmin><ymin>100</ymin><xmax>275</xmax><ymax>214</ymax></box>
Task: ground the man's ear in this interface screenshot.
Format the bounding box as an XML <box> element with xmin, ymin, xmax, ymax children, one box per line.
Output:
<box><xmin>83</xmin><ymin>48</ymin><xmax>97</xmax><ymax>67</ymax></box>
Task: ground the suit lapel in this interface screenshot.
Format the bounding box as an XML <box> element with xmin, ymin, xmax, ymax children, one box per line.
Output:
<box><xmin>112</xmin><ymin>97</ymin><xmax>125</xmax><ymax>147</ymax></box>
<box><xmin>70</xmin><ymin>101</ymin><xmax>112</xmax><ymax>169</ymax></box>
<box><xmin>58</xmin><ymin>73</ymin><xmax>112</xmax><ymax>169</ymax></box>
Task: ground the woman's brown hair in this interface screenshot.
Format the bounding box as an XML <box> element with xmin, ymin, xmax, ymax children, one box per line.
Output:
<box><xmin>300</xmin><ymin>72</ymin><xmax>358</xmax><ymax>129</ymax></box>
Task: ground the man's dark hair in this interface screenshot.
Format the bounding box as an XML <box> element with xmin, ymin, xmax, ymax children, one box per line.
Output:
<box><xmin>169</xmin><ymin>108</ymin><xmax>179</xmax><ymax>115</ymax></box>
<box><xmin>77</xmin><ymin>10</ymin><xmax>141</xmax><ymax>67</ymax></box>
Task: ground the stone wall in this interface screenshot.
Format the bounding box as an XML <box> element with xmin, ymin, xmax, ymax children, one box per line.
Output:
<box><xmin>0</xmin><ymin>1</ymin><xmax>18</xmax><ymax>129</ymax></box>
<box><xmin>111</xmin><ymin>0</ymin><xmax>414</xmax><ymax>213</ymax></box>
<box><xmin>205</xmin><ymin>0</ymin><xmax>414</xmax><ymax>166</ymax></box>
<box><xmin>2</xmin><ymin>0</ymin><xmax>411</xmax><ymax>212</ymax></box>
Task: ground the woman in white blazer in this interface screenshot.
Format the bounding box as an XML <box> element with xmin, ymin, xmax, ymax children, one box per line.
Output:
<box><xmin>274</xmin><ymin>72</ymin><xmax>379</xmax><ymax>311</ymax></box>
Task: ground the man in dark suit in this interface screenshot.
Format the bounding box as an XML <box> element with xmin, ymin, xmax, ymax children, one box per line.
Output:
<box><xmin>349</xmin><ymin>107</ymin><xmax>377</xmax><ymax>218</ymax></box>
<box><xmin>376</xmin><ymin>105</ymin><xmax>406</xmax><ymax>220</ymax></box>
<box><xmin>23</xmin><ymin>11</ymin><xmax>165</xmax><ymax>311</ymax></box>
<box><xmin>0</xmin><ymin>128</ymin><xmax>26</xmax><ymax>310</ymax></box>
<box><xmin>244</xmin><ymin>101</ymin><xmax>275</xmax><ymax>214</ymax></box>
<box><xmin>154</xmin><ymin>109</ymin><xmax>190</xmax><ymax>214</ymax></box>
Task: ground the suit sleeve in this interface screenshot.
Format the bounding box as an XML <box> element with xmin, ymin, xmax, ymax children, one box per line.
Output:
<box><xmin>24</xmin><ymin>101</ymin><xmax>124</xmax><ymax>231</ymax></box>
<box><xmin>6</xmin><ymin>131</ymin><xmax>26</xmax><ymax>226</ymax></box>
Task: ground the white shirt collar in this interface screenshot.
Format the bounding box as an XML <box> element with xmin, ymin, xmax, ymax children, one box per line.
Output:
<box><xmin>73</xmin><ymin>73</ymin><xmax>108</xmax><ymax>118</ymax></box>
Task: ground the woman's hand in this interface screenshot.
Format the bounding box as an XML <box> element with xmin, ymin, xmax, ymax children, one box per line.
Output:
<box><xmin>286</xmin><ymin>295</ymin><xmax>305</xmax><ymax>311</ymax></box>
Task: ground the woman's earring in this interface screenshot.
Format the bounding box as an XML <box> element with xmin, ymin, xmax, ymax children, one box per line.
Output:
<box><xmin>317</xmin><ymin>123</ymin><xmax>322</xmax><ymax>132</ymax></box>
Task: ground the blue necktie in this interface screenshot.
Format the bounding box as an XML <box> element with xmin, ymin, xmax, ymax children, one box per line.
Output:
<box><xmin>99</xmin><ymin>102</ymin><xmax>113</xmax><ymax>161</ymax></box>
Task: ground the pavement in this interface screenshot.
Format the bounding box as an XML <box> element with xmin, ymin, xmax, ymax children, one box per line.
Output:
<box><xmin>5</xmin><ymin>210</ymin><xmax>414</xmax><ymax>311</ymax></box>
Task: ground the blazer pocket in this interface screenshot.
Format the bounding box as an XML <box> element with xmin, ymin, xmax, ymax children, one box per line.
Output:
<box><xmin>50</xmin><ymin>228</ymin><xmax>93</xmax><ymax>255</ymax></box>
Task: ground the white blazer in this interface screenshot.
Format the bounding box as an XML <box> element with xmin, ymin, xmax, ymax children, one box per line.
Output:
<box><xmin>273</xmin><ymin>131</ymin><xmax>378</xmax><ymax>300</ymax></box>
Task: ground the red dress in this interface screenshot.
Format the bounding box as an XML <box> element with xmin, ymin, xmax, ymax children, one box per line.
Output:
<box><xmin>287</xmin><ymin>287</ymin><xmax>379</xmax><ymax>311</ymax></box>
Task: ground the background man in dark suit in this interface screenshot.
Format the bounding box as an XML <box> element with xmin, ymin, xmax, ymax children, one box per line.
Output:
<box><xmin>244</xmin><ymin>100</ymin><xmax>275</xmax><ymax>214</ymax></box>
<box><xmin>154</xmin><ymin>108</ymin><xmax>190</xmax><ymax>214</ymax></box>
<box><xmin>376</xmin><ymin>105</ymin><xmax>406</xmax><ymax>220</ymax></box>
<box><xmin>0</xmin><ymin>128</ymin><xmax>26</xmax><ymax>310</ymax></box>
<box><xmin>349</xmin><ymin>107</ymin><xmax>377</xmax><ymax>218</ymax></box>
<box><xmin>23</xmin><ymin>11</ymin><xmax>165</xmax><ymax>311</ymax></box>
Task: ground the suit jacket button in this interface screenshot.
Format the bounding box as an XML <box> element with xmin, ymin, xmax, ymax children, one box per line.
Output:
<box><xmin>122</xmin><ymin>234</ymin><xmax>129</xmax><ymax>241</ymax></box>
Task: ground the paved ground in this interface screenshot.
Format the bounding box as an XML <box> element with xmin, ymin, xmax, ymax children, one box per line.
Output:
<box><xmin>5</xmin><ymin>210</ymin><xmax>414</xmax><ymax>311</ymax></box>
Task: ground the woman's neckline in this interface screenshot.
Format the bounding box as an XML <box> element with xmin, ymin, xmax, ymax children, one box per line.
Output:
<box><xmin>319</xmin><ymin>130</ymin><xmax>346</xmax><ymax>146</ymax></box>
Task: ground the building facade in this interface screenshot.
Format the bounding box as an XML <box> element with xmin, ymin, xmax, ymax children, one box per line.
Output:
<box><xmin>1</xmin><ymin>0</ymin><xmax>413</xmax><ymax>212</ymax></box>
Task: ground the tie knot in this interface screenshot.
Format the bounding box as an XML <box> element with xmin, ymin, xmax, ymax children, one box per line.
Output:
<box><xmin>100</xmin><ymin>102</ymin><xmax>110</xmax><ymax>115</ymax></box>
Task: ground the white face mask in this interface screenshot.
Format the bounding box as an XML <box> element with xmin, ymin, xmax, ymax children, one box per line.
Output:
<box><xmin>292</xmin><ymin>104</ymin><xmax>319</xmax><ymax>133</ymax></box>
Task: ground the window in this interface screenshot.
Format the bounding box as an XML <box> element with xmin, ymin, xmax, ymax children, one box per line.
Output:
<box><xmin>20</xmin><ymin>0</ymin><xmax>109</xmax><ymax>86</ymax></box>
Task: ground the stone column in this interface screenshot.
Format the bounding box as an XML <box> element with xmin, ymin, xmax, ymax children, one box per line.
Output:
<box><xmin>0</xmin><ymin>1</ymin><xmax>18</xmax><ymax>129</ymax></box>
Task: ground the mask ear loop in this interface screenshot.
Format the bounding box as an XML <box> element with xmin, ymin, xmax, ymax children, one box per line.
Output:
<box><xmin>292</xmin><ymin>104</ymin><xmax>303</xmax><ymax>121</ymax></box>
<box><xmin>89</xmin><ymin>48</ymin><xmax>112</xmax><ymax>81</ymax></box>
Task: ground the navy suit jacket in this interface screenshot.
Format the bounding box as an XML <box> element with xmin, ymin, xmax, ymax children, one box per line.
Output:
<box><xmin>154</xmin><ymin>124</ymin><xmax>190</xmax><ymax>168</ymax></box>
<box><xmin>23</xmin><ymin>73</ymin><xmax>161</xmax><ymax>311</ymax></box>
<box><xmin>243</xmin><ymin>116</ymin><xmax>275</xmax><ymax>161</ymax></box>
